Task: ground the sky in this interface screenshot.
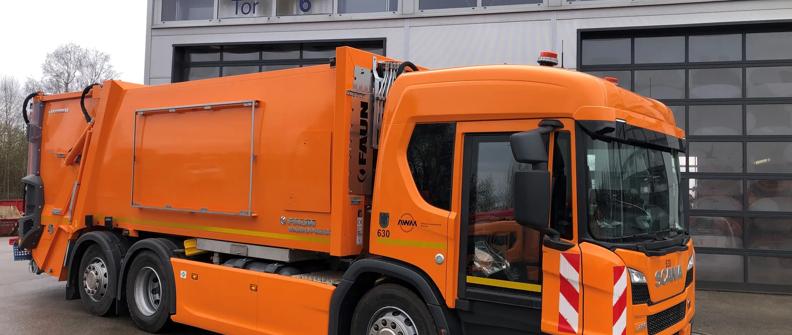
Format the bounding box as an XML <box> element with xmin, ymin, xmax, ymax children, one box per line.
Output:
<box><xmin>0</xmin><ymin>1</ymin><xmax>147</xmax><ymax>84</ymax></box>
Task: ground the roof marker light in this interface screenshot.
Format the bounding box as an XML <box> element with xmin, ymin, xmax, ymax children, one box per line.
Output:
<box><xmin>537</xmin><ymin>51</ymin><xmax>559</xmax><ymax>67</ymax></box>
<box><xmin>604</xmin><ymin>76</ymin><xmax>619</xmax><ymax>85</ymax></box>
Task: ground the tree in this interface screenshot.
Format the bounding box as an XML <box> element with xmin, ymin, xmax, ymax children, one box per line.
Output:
<box><xmin>39</xmin><ymin>43</ymin><xmax>119</xmax><ymax>94</ymax></box>
<box><xmin>0</xmin><ymin>76</ymin><xmax>27</xmax><ymax>199</ymax></box>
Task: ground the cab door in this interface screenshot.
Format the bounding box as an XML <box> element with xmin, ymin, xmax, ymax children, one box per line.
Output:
<box><xmin>452</xmin><ymin>119</ymin><xmax>580</xmax><ymax>335</ymax></box>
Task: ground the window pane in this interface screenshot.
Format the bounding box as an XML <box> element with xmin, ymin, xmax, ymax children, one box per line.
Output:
<box><xmin>585</xmin><ymin>71</ymin><xmax>631</xmax><ymax>89</ymax></box>
<box><xmin>634</xmin><ymin>36</ymin><xmax>684</xmax><ymax>64</ymax></box>
<box><xmin>747</xmin><ymin>105</ymin><xmax>792</xmax><ymax>136</ymax></box>
<box><xmin>748</xmin><ymin>256</ymin><xmax>792</xmax><ymax>285</ymax></box>
<box><xmin>261</xmin><ymin>64</ymin><xmax>300</xmax><ymax>71</ymax></box>
<box><xmin>223</xmin><ymin>45</ymin><xmax>260</xmax><ymax>61</ymax></box>
<box><xmin>687</xmin><ymin>142</ymin><xmax>742</xmax><ymax>173</ymax></box>
<box><xmin>419</xmin><ymin>0</ymin><xmax>476</xmax><ymax>10</ymax></box>
<box><xmin>464</xmin><ymin>135</ymin><xmax>542</xmax><ymax>287</ymax></box>
<box><xmin>748</xmin><ymin>180</ymin><xmax>792</xmax><ymax>212</ymax></box>
<box><xmin>747</xmin><ymin>32</ymin><xmax>792</xmax><ymax>61</ymax></box>
<box><xmin>187</xmin><ymin>46</ymin><xmax>221</xmax><ymax>62</ymax></box>
<box><xmin>483</xmin><ymin>0</ymin><xmax>542</xmax><ymax>5</ymax></box>
<box><xmin>688</xmin><ymin>105</ymin><xmax>741</xmax><ymax>136</ymax></box>
<box><xmin>747</xmin><ymin>67</ymin><xmax>792</xmax><ymax>98</ymax></box>
<box><xmin>689</xmin><ymin>179</ymin><xmax>742</xmax><ymax>211</ymax></box>
<box><xmin>690</xmin><ymin>216</ymin><xmax>743</xmax><ymax>249</ymax></box>
<box><xmin>697</xmin><ymin>254</ymin><xmax>743</xmax><ymax>283</ymax></box>
<box><xmin>185</xmin><ymin>67</ymin><xmax>220</xmax><ymax>81</ymax></box>
<box><xmin>689</xmin><ymin>68</ymin><xmax>742</xmax><ymax>99</ymax></box>
<box><xmin>339</xmin><ymin>0</ymin><xmax>397</xmax><ymax>13</ymax></box>
<box><xmin>261</xmin><ymin>44</ymin><xmax>300</xmax><ymax>60</ymax></box>
<box><xmin>689</xmin><ymin>34</ymin><xmax>742</xmax><ymax>62</ymax></box>
<box><xmin>407</xmin><ymin>124</ymin><xmax>455</xmax><ymax>210</ymax></box>
<box><xmin>747</xmin><ymin>218</ymin><xmax>792</xmax><ymax>251</ymax></box>
<box><xmin>581</xmin><ymin>38</ymin><xmax>631</xmax><ymax>65</ymax></box>
<box><xmin>747</xmin><ymin>143</ymin><xmax>792</xmax><ymax>173</ymax></box>
<box><xmin>634</xmin><ymin>70</ymin><xmax>685</xmax><ymax>100</ymax></box>
<box><xmin>303</xmin><ymin>43</ymin><xmax>340</xmax><ymax>59</ymax></box>
<box><xmin>276</xmin><ymin>0</ymin><xmax>333</xmax><ymax>15</ymax></box>
<box><xmin>162</xmin><ymin>0</ymin><xmax>214</xmax><ymax>21</ymax></box>
<box><xmin>223</xmin><ymin>66</ymin><xmax>259</xmax><ymax>76</ymax></box>
<box><xmin>668</xmin><ymin>105</ymin><xmax>685</xmax><ymax>132</ymax></box>
<box><xmin>220</xmin><ymin>0</ymin><xmax>273</xmax><ymax>18</ymax></box>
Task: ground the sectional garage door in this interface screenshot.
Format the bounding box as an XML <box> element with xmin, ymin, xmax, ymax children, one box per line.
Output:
<box><xmin>579</xmin><ymin>22</ymin><xmax>792</xmax><ymax>294</ymax></box>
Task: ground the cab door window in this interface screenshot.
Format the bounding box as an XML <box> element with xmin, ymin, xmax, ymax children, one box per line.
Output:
<box><xmin>462</xmin><ymin>134</ymin><xmax>543</xmax><ymax>291</ymax></box>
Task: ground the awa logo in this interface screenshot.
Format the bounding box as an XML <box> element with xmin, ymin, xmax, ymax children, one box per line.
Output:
<box><xmin>397</xmin><ymin>213</ymin><xmax>418</xmax><ymax>233</ymax></box>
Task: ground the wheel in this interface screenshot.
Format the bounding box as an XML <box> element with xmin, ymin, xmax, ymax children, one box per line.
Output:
<box><xmin>78</xmin><ymin>244</ymin><xmax>117</xmax><ymax>316</ymax></box>
<box><xmin>126</xmin><ymin>250</ymin><xmax>172</xmax><ymax>333</ymax></box>
<box><xmin>351</xmin><ymin>284</ymin><xmax>437</xmax><ymax>335</ymax></box>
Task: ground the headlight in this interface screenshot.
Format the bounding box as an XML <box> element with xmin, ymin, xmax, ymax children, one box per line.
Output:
<box><xmin>628</xmin><ymin>268</ymin><xmax>647</xmax><ymax>284</ymax></box>
<box><xmin>688</xmin><ymin>252</ymin><xmax>695</xmax><ymax>271</ymax></box>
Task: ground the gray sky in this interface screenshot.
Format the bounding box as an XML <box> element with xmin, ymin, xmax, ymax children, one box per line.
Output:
<box><xmin>0</xmin><ymin>1</ymin><xmax>147</xmax><ymax>84</ymax></box>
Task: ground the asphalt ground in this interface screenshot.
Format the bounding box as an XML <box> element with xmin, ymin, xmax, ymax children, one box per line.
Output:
<box><xmin>1</xmin><ymin>236</ymin><xmax>790</xmax><ymax>334</ymax></box>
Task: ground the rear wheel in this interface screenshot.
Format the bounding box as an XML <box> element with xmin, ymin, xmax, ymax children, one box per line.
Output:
<box><xmin>78</xmin><ymin>244</ymin><xmax>116</xmax><ymax>316</ymax></box>
<box><xmin>351</xmin><ymin>284</ymin><xmax>437</xmax><ymax>335</ymax></box>
<box><xmin>126</xmin><ymin>250</ymin><xmax>172</xmax><ymax>333</ymax></box>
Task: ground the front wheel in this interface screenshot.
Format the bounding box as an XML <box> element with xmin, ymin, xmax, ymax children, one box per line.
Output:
<box><xmin>126</xmin><ymin>251</ymin><xmax>172</xmax><ymax>333</ymax></box>
<box><xmin>351</xmin><ymin>284</ymin><xmax>437</xmax><ymax>335</ymax></box>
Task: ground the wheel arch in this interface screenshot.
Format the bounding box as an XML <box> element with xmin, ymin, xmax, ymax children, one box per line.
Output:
<box><xmin>117</xmin><ymin>238</ymin><xmax>179</xmax><ymax>315</ymax></box>
<box><xmin>65</xmin><ymin>230</ymin><xmax>129</xmax><ymax>301</ymax></box>
<box><xmin>328</xmin><ymin>257</ymin><xmax>459</xmax><ymax>335</ymax></box>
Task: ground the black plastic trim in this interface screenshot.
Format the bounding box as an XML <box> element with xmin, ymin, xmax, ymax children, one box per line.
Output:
<box><xmin>18</xmin><ymin>175</ymin><xmax>44</xmax><ymax>250</ymax></box>
<box><xmin>80</xmin><ymin>84</ymin><xmax>98</xmax><ymax>123</ymax></box>
<box><xmin>117</xmin><ymin>238</ymin><xmax>179</xmax><ymax>314</ymax></box>
<box><xmin>328</xmin><ymin>256</ymin><xmax>459</xmax><ymax>335</ymax></box>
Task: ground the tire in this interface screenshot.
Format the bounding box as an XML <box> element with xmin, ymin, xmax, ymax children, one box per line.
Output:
<box><xmin>126</xmin><ymin>250</ymin><xmax>172</xmax><ymax>333</ymax></box>
<box><xmin>78</xmin><ymin>244</ymin><xmax>117</xmax><ymax>316</ymax></box>
<box><xmin>351</xmin><ymin>284</ymin><xmax>437</xmax><ymax>335</ymax></box>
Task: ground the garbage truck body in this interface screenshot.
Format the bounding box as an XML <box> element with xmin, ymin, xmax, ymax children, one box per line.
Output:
<box><xmin>15</xmin><ymin>47</ymin><xmax>694</xmax><ymax>335</ymax></box>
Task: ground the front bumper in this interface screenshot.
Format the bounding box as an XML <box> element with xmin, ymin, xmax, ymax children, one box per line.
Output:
<box><xmin>630</xmin><ymin>284</ymin><xmax>695</xmax><ymax>335</ymax></box>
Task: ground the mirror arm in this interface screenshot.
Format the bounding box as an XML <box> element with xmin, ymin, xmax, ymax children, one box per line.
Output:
<box><xmin>542</xmin><ymin>234</ymin><xmax>575</xmax><ymax>251</ymax></box>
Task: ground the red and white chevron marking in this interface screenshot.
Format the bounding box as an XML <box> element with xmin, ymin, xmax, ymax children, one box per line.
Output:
<box><xmin>558</xmin><ymin>253</ymin><xmax>580</xmax><ymax>334</ymax></box>
<box><xmin>613</xmin><ymin>266</ymin><xmax>628</xmax><ymax>335</ymax></box>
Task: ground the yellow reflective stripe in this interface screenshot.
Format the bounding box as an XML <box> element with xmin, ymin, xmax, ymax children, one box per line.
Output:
<box><xmin>115</xmin><ymin>217</ymin><xmax>330</xmax><ymax>244</ymax></box>
<box><xmin>466</xmin><ymin>275</ymin><xmax>542</xmax><ymax>293</ymax></box>
<box><xmin>376</xmin><ymin>237</ymin><xmax>445</xmax><ymax>249</ymax></box>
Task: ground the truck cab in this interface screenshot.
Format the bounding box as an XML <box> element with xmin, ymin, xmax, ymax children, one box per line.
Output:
<box><xmin>362</xmin><ymin>60</ymin><xmax>694</xmax><ymax>335</ymax></box>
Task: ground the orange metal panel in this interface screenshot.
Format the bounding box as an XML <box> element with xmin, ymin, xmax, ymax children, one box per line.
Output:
<box><xmin>171</xmin><ymin>258</ymin><xmax>334</xmax><ymax>335</ymax></box>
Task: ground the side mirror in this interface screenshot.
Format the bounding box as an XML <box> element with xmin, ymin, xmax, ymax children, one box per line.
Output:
<box><xmin>513</xmin><ymin>170</ymin><xmax>551</xmax><ymax>231</ymax></box>
<box><xmin>510</xmin><ymin>130</ymin><xmax>548</xmax><ymax>164</ymax></box>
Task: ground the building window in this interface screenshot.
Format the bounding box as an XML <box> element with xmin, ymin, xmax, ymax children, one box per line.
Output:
<box><xmin>338</xmin><ymin>0</ymin><xmax>397</xmax><ymax>13</ymax></box>
<box><xmin>407</xmin><ymin>123</ymin><xmax>456</xmax><ymax>210</ymax></box>
<box><xmin>276</xmin><ymin>0</ymin><xmax>333</xmax><ymax>15</ymax></box>
<box><xmin>161</xmin><ymin>0</ymin><xmax>214</xmax><ymax>21</ymax></box>
<box><xmin>419</xmin><ymin>0</ymin><xmax>476</xmax><ymax>10</ymax></box>
<box><xmin>580</xmin><ymin>23</ymin><xmax>792</xmax><ymax>294</ymax></box>
<box><xmin>219</xmin><ymin>0</ymin><xmax>273</xmax><ymax>18</ymax></box>
<box><xmin>173</xmin><ymin>40</ymin><xmax>384</xmax><ymax>82</ymax></box>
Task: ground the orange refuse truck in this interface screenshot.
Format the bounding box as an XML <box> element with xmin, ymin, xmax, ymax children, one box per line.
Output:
<box><xmin>15</xmin><ymin>47</ymin><xmax>694</xmax><ymax>335</ymax></box>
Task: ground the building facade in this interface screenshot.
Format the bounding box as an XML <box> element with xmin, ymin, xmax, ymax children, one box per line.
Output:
<box><xmin>145</xmin><ymin>0</ymin><xmax>792</xmax><ymax>293</ymax></box>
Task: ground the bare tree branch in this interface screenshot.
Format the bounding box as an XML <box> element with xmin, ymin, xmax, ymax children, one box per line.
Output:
<box><xmin>40</xmin><ymin>43</ymin><xmax>119</xmax><ymax>94</ymax></box>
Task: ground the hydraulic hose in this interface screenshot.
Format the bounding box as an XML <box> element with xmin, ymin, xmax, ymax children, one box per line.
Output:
<box><xmin>80</xmin><ymin>83</ymin><xmax>99</xmax><ymax>123</ymax></box>
<box><xmin>21</xmin><ymin>92</ymin><xmax>40</xmax><ymax>125</ymax></box>
<box><xmin>396</xmin><ymin>61</ymin><xmax>419</xmax><ymax>76</ymax></box>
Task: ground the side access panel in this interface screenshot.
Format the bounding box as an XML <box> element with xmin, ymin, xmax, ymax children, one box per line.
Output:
<box><xmin>171</xmin><ymin>258</ymin><xmax>334</xmax><ymax>335</ymax></box>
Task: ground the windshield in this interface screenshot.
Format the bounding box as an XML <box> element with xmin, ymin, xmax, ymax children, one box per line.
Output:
<box><xmin>585</xmin><ymin>134</ymin><xmax>684</xmax><ymax>242</ymax></box>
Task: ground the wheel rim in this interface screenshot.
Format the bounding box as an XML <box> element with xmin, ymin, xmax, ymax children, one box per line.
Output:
<box><xmin>82</xmin><ymin>257</ymin><xmax>109</xmax><ymax>302</ymax></box>
<box><xmin>367</xmin><ymin>306</ymin><xmax>419</xmax><ymax>335</ymax></box>
<box><xmin>134</xmin><ymin>266</ymin><xmax>162</xmax><ymax>317</ymax></box>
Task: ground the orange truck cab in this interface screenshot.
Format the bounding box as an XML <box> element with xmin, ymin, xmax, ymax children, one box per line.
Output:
<box><xmin>15</xmin><ymin>47</ymin><xmax>694</xmax><ymax>335</ymax></box>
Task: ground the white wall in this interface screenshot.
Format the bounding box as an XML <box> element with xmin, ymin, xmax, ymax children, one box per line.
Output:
<box><xmin>146</xmin><ymin>0</ymin><xmax>792</xmax><ymax>84</ymax></box>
